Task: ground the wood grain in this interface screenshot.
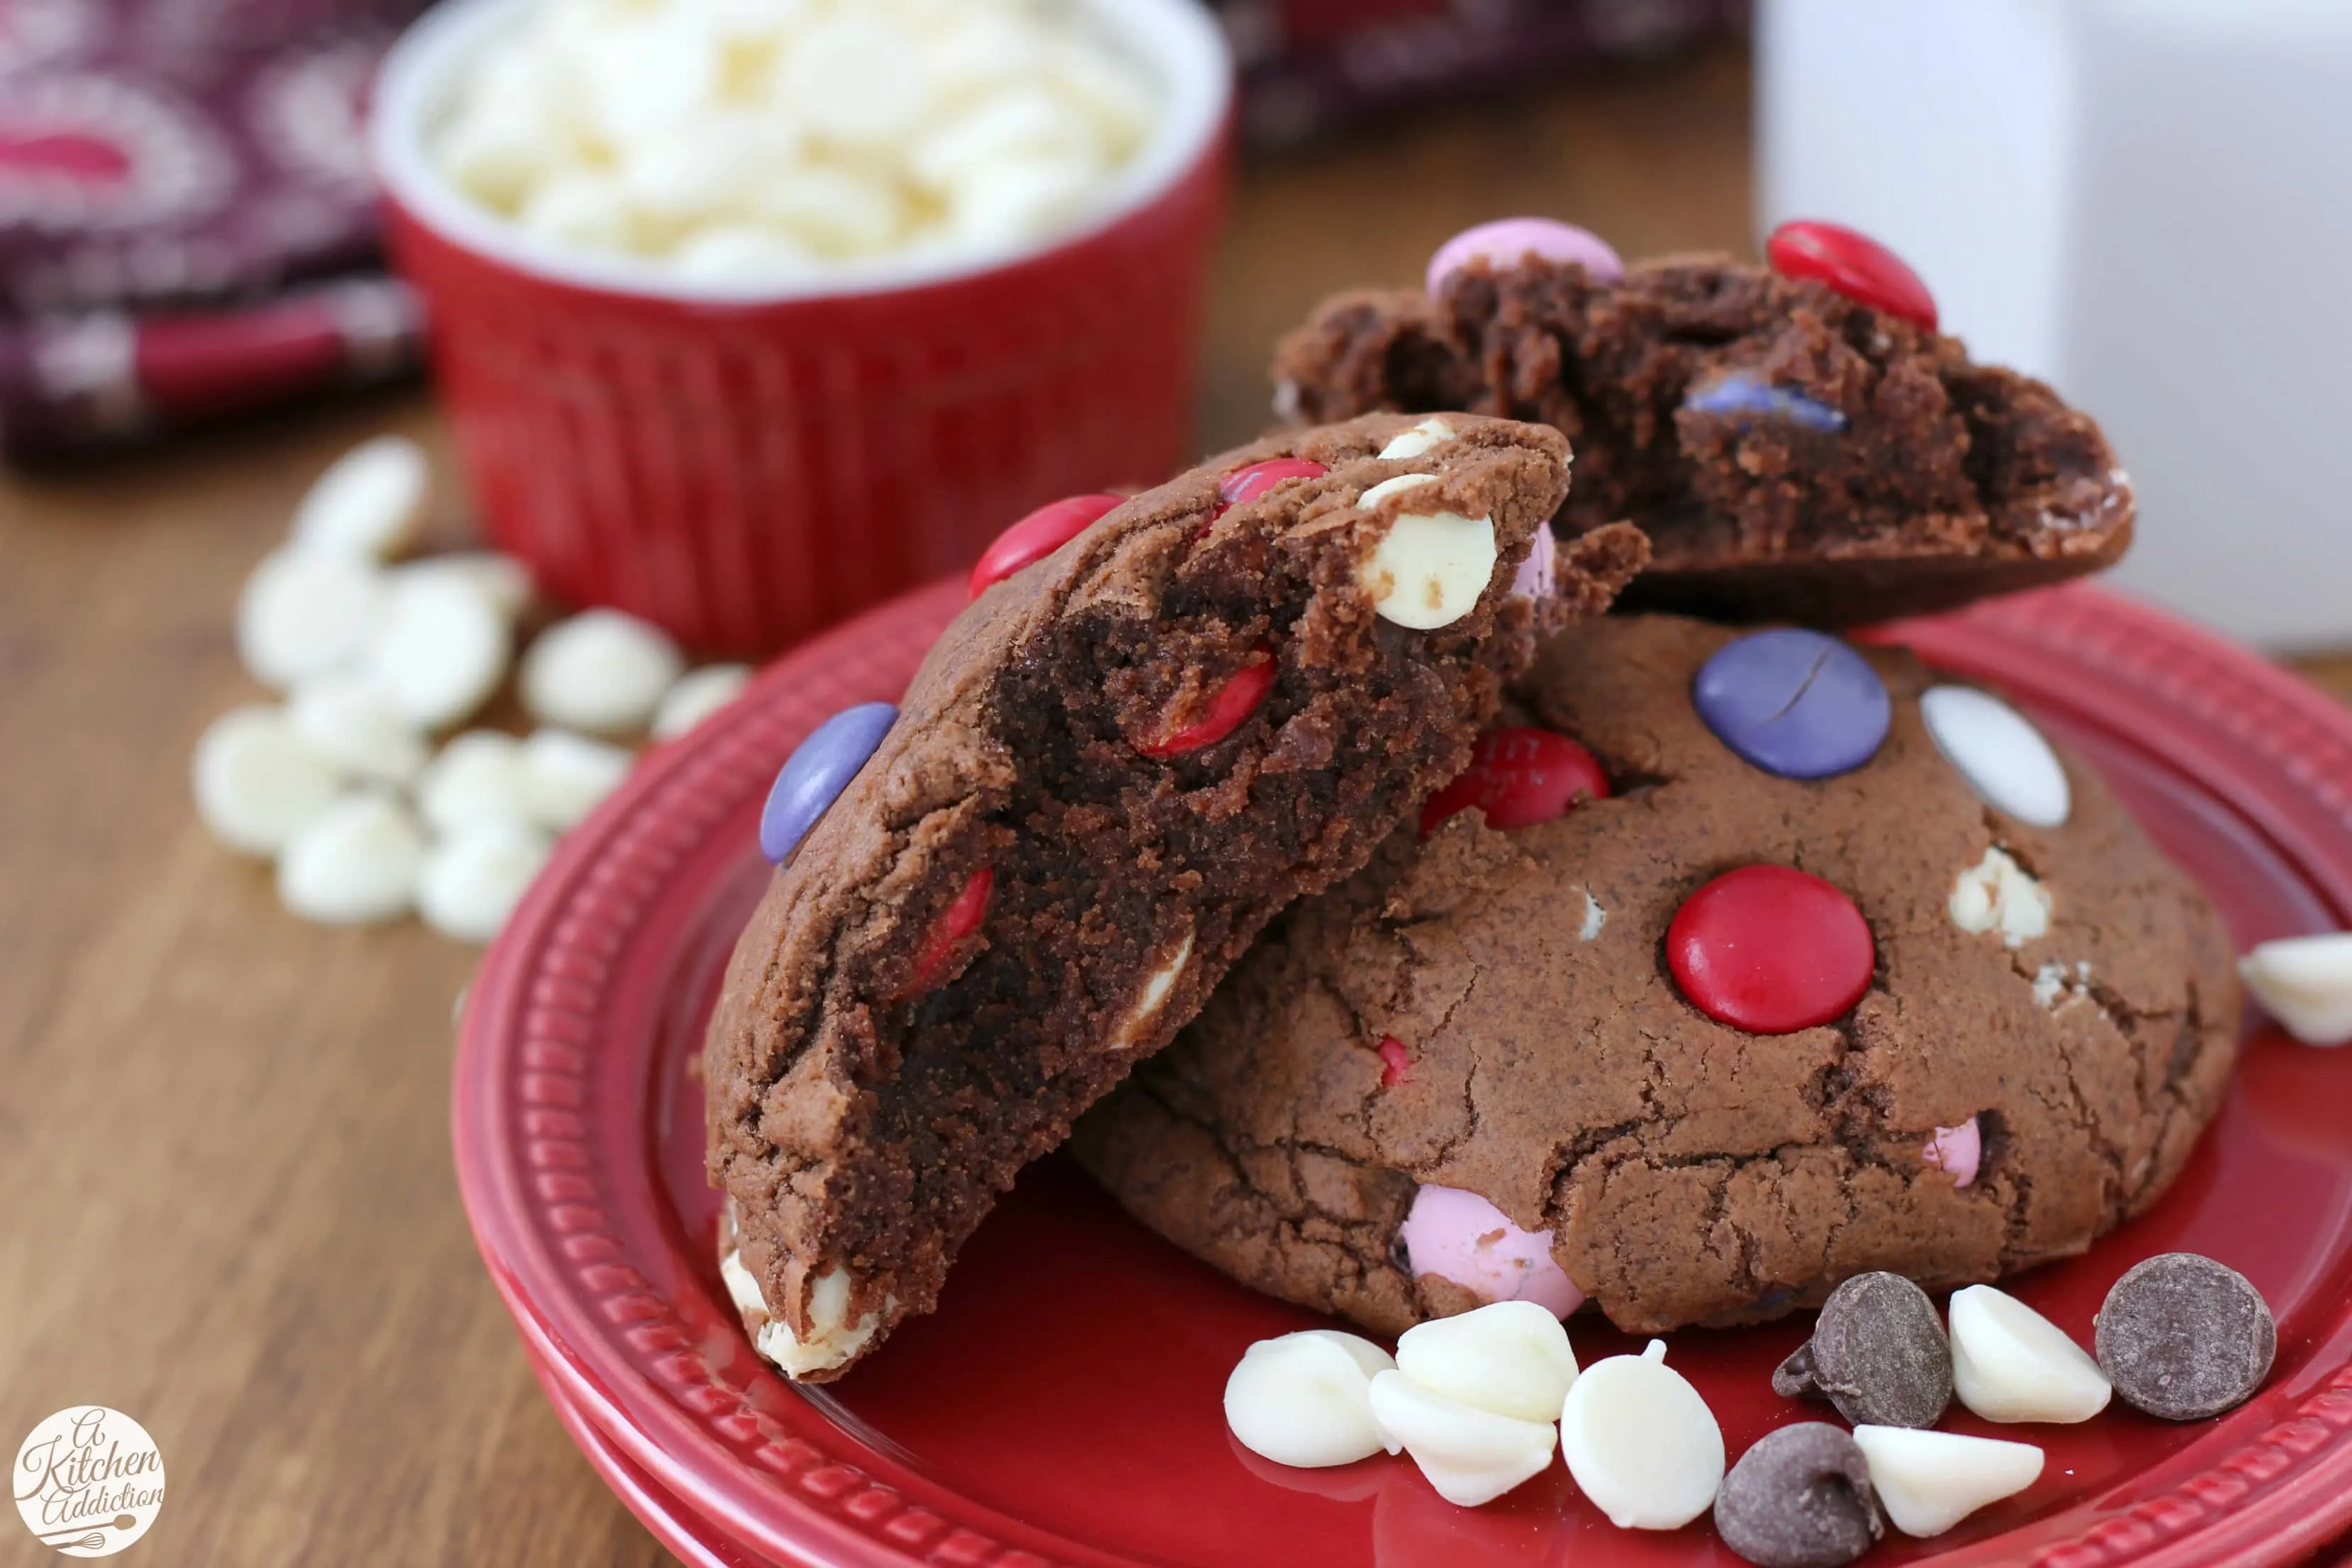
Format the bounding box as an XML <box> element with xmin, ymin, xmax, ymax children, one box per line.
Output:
<box><xmin>0</xmin><ymin>41</ymin><xmax>2342</xmax><ymax>1568</ymax></box>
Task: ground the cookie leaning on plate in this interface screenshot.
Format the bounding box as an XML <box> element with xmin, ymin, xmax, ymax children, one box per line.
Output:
<box><xmin>705</xmin><ymin>413</ymin><xmax>1646</xmax><ymax>1379</ymax></box>
<box><xmin>1073</xmin><ymin>614</ymin><xmax>2239</xmax><ymax>1337</ymax></box>
<box><xmin>1273</xmin><ymin>234</ymin><xmax>2132</xmax><ymax>627</ymax></box>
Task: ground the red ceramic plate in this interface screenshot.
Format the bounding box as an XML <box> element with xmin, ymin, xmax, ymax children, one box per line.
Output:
<box><xmin>455</xmin><ymin>578</ymin><xmax>2352</xmax><ymax>1568</ymax></box>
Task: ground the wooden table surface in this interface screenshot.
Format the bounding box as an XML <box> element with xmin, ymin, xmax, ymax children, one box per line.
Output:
<box><xmin>1</xmin><ymin>43</ymin><xmax>2345</xmax><ymax>1568</ymax></box>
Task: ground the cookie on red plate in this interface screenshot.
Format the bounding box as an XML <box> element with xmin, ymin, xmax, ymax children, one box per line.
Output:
<box><xmin>1073</xmin><ymin>614</ymin><xmax>2238</xmax><ymax>1335</ymax></box>
<box><xmin>1274</xmin><ymin>219</ymin><xmax>2132</xmax><ymax>627</ymax></box>
<box><xmin>705</xmin><ymin>413</ymin><xmax>1646</xmax><ymax>1379</ymax></box>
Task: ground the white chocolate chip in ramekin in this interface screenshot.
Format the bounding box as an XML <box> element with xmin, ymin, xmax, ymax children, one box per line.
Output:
<box><xmin>1368</xmin><ymin>1368</ymin><xmax>1557</xmax><ymax>1508</ymax></box>
<box><xmin>291</xmin><ymin>435</ymin><xmax>430</xmax><ymax>562</ymax></box>
<box><xmin>1377</xmin><ymin>418</ymin><xmax>1457</xmax><ymax>461</ymax></box>
<box><xmin>1949</xmin><ymin>847</ymin><xmax>2050</xmax><ymax>947</ymax></box>
<box><xmin>1394</xmin><ymin>1300</ymin><xmax>1578</xmax><ymax>1423</ymax></box>
<box><xmin>1357</xmin><ymin>475</ymin><xmax>1496</xmax><ymax>632</ymax></box>
<box><xmin>1224</xmin><ymin>1330</ymin><xmax>1395</xmax><ymax>1469</ymax></box>
<box><xmin>718</xmin><ymin>1244</ymin><xmax>888</xmax><ymax>1379</ymax></box>
<box><xmin>2239</xmin><ymin>932</ymin><xmax>2352</xmax><ymax>1046</ymax></box>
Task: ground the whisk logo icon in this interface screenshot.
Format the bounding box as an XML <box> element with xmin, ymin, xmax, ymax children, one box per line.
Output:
<box><xmin>13</xmin><ymin>1408</ymin><xmax>164</xmax><ymax>1557</ymax></box>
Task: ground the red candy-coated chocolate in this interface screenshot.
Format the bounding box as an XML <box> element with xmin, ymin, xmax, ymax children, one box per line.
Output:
<box><xmin>1667</xmin><ymin>864</ymin><xmax>1874</xmax><ymax>1034</ymax></box>
<box><xmin>968</xmin><ymin>494</ymin><xmax>1124</xmax><ymax>600</ymax></box>
<box><xmin>1217</xmin><ymin>457</ymin><xmax>1328</xmax><ymax>509</ymax></box>
<box><xmin>1135</xmin><ymin>654</ymin><xmax>1276</xmax><ymax>758</ymax></box>
<box><xmin>902</xmin><ymin>867</ymin><xmax>995</xmax><ymax>995</ymax></box>
<box><xmin>1420</xmin><ymin>727</ymin><xmax>1610</xmax><ymax>836</ymax></box>
<box><xmin>1765</xmin><ymin>220</ymin><xmax>1939</xmax><ymax>333</ymax></box>
<box><xmin>1377</xmin><ymin>1036</ymin><xmax>1412</xmax><ymax>1087</ymax></box>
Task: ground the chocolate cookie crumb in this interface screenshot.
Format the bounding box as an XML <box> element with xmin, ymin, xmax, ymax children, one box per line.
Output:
<box><xmin>1780</xmin><ymin>1273</ymin><xmax>1952</xmax><ymax>1428</ymax></box>
<box><xmin>1715</xmin><ymin>1423</ymin><xmax>1885</xmax><ymax>1568</ymax></box>
<box><xmin>2095</xmin><ymin>1253</ymin><xmax>2275</xmax><ymax>1421</ymax></box>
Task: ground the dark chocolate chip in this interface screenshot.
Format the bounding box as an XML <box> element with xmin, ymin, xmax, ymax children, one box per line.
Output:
<box><xmin>2095</xmin><ymin>1253</ymin><xmax>2275</xmax><ymax>1421</ymax></box>
<box><xmin>1777</xmin><ymin>1272</ymin><xmax>1952</xmax><ymax>1428</ymax></box>
<box><xmin>1715</xmin><ymin>1423</ymin><xmax>1886</xmax><ymax>1568</ymax></box>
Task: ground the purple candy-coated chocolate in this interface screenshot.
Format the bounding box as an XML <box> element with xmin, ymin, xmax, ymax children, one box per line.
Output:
<box><xmin>1683</xmin><ymin>371</ymin><xmax>1849</xmax><ymax>433</ymax></box>
<box><xmin>1693</xmin><ymin>629</ymin><xmax>1891</xmax><ymax>780</ymax></box>
<box><xmin>759</xmin><ymin>701</ymin><xmax>897</xmax><ymax>864</ymax></box>
<box><xmin>1427</xmin><ymin>218</ymin><xmax>1624</xmax><ymax>296</ymax></box>
<box><xmin>1510</xmin><ymin>524</ymin><xmax>1557</xmax><ymax>600</ymax></box>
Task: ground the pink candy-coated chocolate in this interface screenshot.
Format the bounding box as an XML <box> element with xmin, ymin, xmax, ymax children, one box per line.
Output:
<box><xmin>1426</xmin><ymin>218</ymin><xmax>1624</xmax><ymax>296</ymax></box>
<box><xmin>1924</xmin><ymin>1116</ymin><xmax>1983</xmax><ymax>1188</ymax></box>
<box><xmin>1399</xmin><ymin>1185</ymin><xmax>1585</xmax><ymax>1318</ymax></box>
<box><xmin>1509</xmin><ymin>524</ymin><xmax>1556</xmax><ymax>600</ymax></box>
<box><xmin>1377</xmin><ymin>1036</ymin><xmax>1412</xmax><ymax>1087</ymax></box>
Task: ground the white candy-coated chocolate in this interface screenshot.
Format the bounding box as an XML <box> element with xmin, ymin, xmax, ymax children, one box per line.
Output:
<box><xmin>2239</xmin><ymin>932</ymin><xmax>2352</xmax><ymax>1046</ymax></box>
<box><xmin>1852</xmin><ymin>1425</ymin><xmax>2044</xmax><ymax>1538</ymax></box>
<box><xmin>1949</xmin><ymin>846</ymin><xmax>2051</xmax><ymax>946</ymax></box>
<box><xmin>1949</xmin><ymin>1284</ymin><xmax>2112</xmax><ymax>1424</ymax></box>
<box><xmin>718</xmin><ymin>1244</ymin><xmax>887</xmax><ymax>1379</ymax></box>
<box><xmin>277</xmin><ymin>792</ymin><xmax>427</xmax><ymax>924</ymax></box>
<box><xmin>363</xmin><ymin>564</ymin><xmax>513</xmax><ymax>730</ymax></box>
<box><xmin>291</xmin><ymin>434</ymin><xmax>430</xmax><ymax>561</ymax></box>
<box><xmin>418</xmin><ymin>730</ymin><xmax>536</xmax><ymax>836</ymax></box>
<box><xmin>1377</xmin><ymin>418</ymin><xmax>1456</xmax><ymax>461</ymax></box>
<box><xmin>1223</xmin><ymin>1331</ymin><xmax>1396</xmax><ymax>1469</ymax></box>
<box><xmin>522</xmin><ymin>728</ymin><xmax>634</xmax><ymax>831</ymax></box>
<box><xmin>1557</xmin><ymin>1340</ymin><xmax>1723</xmax><ymax>1530</ymax></box>
<box><xmin>1367</xmin><ymin>1370</ymin><xmax>1557</xmax><ymax>1508</ymax></box>
<box><xmin>522</xmin><ymin>609</ymin><xmax>685</xmax><ymax>736</ymax></box>
<box><xmin>1394</xmin><ymin>1300</ymin><xmax>1577</xmax><ymax>1423</ymax></box>
<box><xmin>191</xmin><ymin>705</ymin><xmax>343</xmax><ymax>856</ymax></box>
<box><xmin>418</xmin><ymin>822</ymin><xmax>555</xmax><ymax>944</ymax></box>
<box><xmin>1920</xmin><ymin>685</ymin><xmax>2071</xmax><ymax>828</ymax></box>
<box><xmin>651</xmin><ymin>663</ymin><xmax>754</xmax><ymax>741</ymax></box>
<box><xmin>237</xmin><ymin>547</ymin><xmax>383</xmax><ymax>690</ymax></box>
<box><xmin>289</xmin><ymin>673</ymin><xmax>430</xmax><ymax>786</ymax></box>
<box><xmin>1359</xmin><ymin>488</ymin><xmax>1498</xmax><ymax>632</ymax></box>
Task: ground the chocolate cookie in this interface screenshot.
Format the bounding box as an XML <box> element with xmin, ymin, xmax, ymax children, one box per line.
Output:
<box><xmin>1272</xmin><ymin>225</ymin><xmax>2132</xmax><ymax>627</ymax></box>
<box><xmin>1073</xmin><ymin>614</ymin><xmax>2239</xmax><ymax>1336</ymax></box>
<box><xmin>705</xmin><ymin>413</ymin><xmax>1645</xmax><ymax>1379</ymax></box>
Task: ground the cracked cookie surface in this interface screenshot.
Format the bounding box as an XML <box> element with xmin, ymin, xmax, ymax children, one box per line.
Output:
<box><xmin>1072</xmin><ymin>615</ymin><xmax>2239</xmax><ymax>1335</ymax></box>
<box><xmin>705</xmin><ymin>413</ymin><xmax>1644</xmax><ymax>1379</ymax></box>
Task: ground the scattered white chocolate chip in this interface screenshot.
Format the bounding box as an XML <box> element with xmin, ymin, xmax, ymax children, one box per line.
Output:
<box><xmin>1224</xmin><ymin>1331</ymin><xmax>1396</xmax><ymax>1469</ymax></box>
<box><xmin>719</xmin><ymin>1245</ymin><xmax>887</xmax><ymax>1379</ymax></box>
<box><xmin>417</xmin><ymin>730</ymin><xmax>535</xmax><ymax>836</ymax></box>
<box><xmin>362</xmin><ymin>564</ymin><xmax>513</xmax><ymax>729</ymax></box>
<box><xmin>1949</xmin><ymin>846</ymin><xmax>2051</xmax><ymax>946</ymax></box>
<box><xmin>191</xmin><ymin>705</ymin><xmax>343</xmax><ymax>856</ymax></box>
<box><xmin>1359</xmin><ymin>493</ymin><xmax>1499</xmax><ymax>633</ymax></box>
<box><xmin>1394</xmin><ymin>1301</ymin><xmax>1577</xmax><ymax>1424</ymax></box>
<box><xmin>2032</xmin><ymin>959</ymin><xmax>2094</xmax><ymax>1010</ymax></box>
<box><xmin>1557</xmin><ymin>1340</ymin><xmax>1724</xmax><ymax>1530</ymax></box>
<box><xmin>1949</xmin><ymin>1284</ymin><xmax>2112</xmax><ymax>1424</ymax></box>
<box><xmin>1851</xmin><ymin>1426</ymin><xmax>2044</xmax><ymax>1538</ymax></box>
<box><xmin>651</xmin><ymin>663</ymin><xmax>754</xmax><ymax>741</ymax></box>
<box><xmin>1360</xmin><ymin>474</ymin><xmax>1438</xmax><ymax>506</ymax></box>
<box><xmin>1377</xmin><ymin>418</ymin><xmax>1457</xmax><ymax>461</ymax></box>
<box><xmin>1367</xmin><ymin>1369</ymin><xmax>1557</xmax><ymax>1508</ymax></box>
<box><xmin>418</xmin><ymin>822</ymin><xmax>556</xmax><ymax>944</ymax></box>
<box><xmin>522</xmin><ymin>728</ymin><xmax>634</xmax><ymax>831</ymax></box>
<box><xmin>401</xmin><ymin>550</ymin><xmax>534</xmax><ymax>620</ymax></box>
<box><xmin>522</xmin><ymin>609</ymin><xmax>686</xmax><ymax>735</ymax></box>
<box><xmin>1579</xmin><ymin>891</ymin><xmax>1606</xmax><ymax>941</ymax></box>
<box><xmin>288</xmin><ymin>673</ymin><xmax>430</xmax><ymax>787</ymax></box>
<box><xmin>2239</xmin><ymin>933</ymin><xmax>2352</xmax><ymax>1046</ymax></box>
<box><xmin>276</xmin><ymin>792</ymin><xmax>427</xmax><ymax>924</ymax></box>
<box><xmin>290</xmin><ymin>434</ymin><xmax>430</xmax><ymax>561</ymax></box>
<box><xmin>236</xmin><ymin>547</ymin><xmax>383</xmax><ymax>690</ymax></box>
<box><xmin>1920</xmin><ymin>685</ymin><xmax>2071</xmax><ymax>829</ymax></box>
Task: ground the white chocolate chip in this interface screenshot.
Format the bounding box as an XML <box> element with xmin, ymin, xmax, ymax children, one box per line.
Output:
<box><xmin>1359</xmin><ymin>493</ymin><xmax>1498</xmax><ymax>632</ymax></box>
<box><xmin>522</xmin><ymin>609</ymin><xmax>685</xmax><ymax>736</ymax></box>
<box><xmin>418</xmin><ymin>730</ymin><xmax>535</xmax><ymax>836</ymax></box>
<box><xmin>1377</xmin><ymin>418</ymin><xmax>1456</xmax><ymax>461</ymax></box>
<box><xmin>191</xmin><ymin>705</ymin><xmax>342</xmax><ymax>856</ymax></box>
<box><xmin>2239</xmin><ymin>933</ymin><xmax>2352</xmax><ymax>1046</ymax></box>
<box><xmin>236</xmin><ymin>548</ymin><xmax>383</xmax><ymax>690</ymax></box>
<box><xmin>276</xmin><ymin>792</ymin><xmax>427</xmax><ymax>924</ymax></box>
<box><xmin>522</xmin><ymin>728</ymin><xmax>634</xmax><ymax>831</ymax></box>
<box><xmin>718</xmin><ymin>1245</ymin><xmax>888</xmax><ymax>1379</ymax></box>
<box><xmin>362</xmin><ymin>564</ymin><xmax>513</xmax><ymax>730</ymax></box>
<box><xmin>289</xmin><ymin>673</ymin><xmax>430</xmax><ymax>787</ymax></box>
<box><xmin>1367</xmin><ymin>1369</ymin><xmax>1557</xmax><ymax>1508</ymax></box>
<box><xmin>651</xmin><ymin>663</ymin><xmax>754</xmax><ymax>741</ymax></box>
<box><xmin>1557</xmin><ymin>1340</ymin><xmax>1724</xmax><ymax>1530</ymax></box>
<box><xmin>1360</xmin><ymin>474</ymin><xmax>1438</xmax><ymax>506</ymax></box>
<box><xmin>1394</xmin><ymin>1301</ymin><xmax>1577</xmax><ymax>1423</ymax></box>
<box><xmin>418</xmin><ymin>822</ymin><xmax>554</xmax><ymax>944</ymax></box>
<box><xmin>290</xmin><ymin>435</ymin><xmax>430</xmax><ymax>561</ymax></box>
<box><xmin>403</xmin><ymin>551</ymin><xmax>534</xmax><ymax>620</ymax></box>
<box><xmin>1949</xmin><ymin>1284</ymin><xmax>2112</xmax><ymax>1424</ymax></box>
<box><xmin>1579</xmin><ymin>891</ymin><xmax>1606</xmax><ymax>941</ymax></box>
<box><xmin>1949</xmin><ymin>846</ymin><xmax>2051</xmax><ymax>946</ymax></box>
<box><xmin>782</xmin><ymin>16</ymin><xmax>926</xmax><ymax>147</ymax></box>
<box><xmin>1110</xmin><ymin>931</ymin><xmax>1193</xmax><ymax>1051</ymax></box>
<box><xmin>1224</xmin><ymin>1331</ymin><xmax>1396</xmax><ymax>1469</ymax></box>
<box><xmin>1851</xmin><ymin>1426</ymin><xmax>2044</xmax><ymax>1538</ymax></box>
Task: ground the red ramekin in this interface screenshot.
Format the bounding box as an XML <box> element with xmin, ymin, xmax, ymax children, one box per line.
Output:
<box><xmin>370</xmin><ymin>0</ymin><xmax>1233</xmax><ymax>656</ymax></box>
